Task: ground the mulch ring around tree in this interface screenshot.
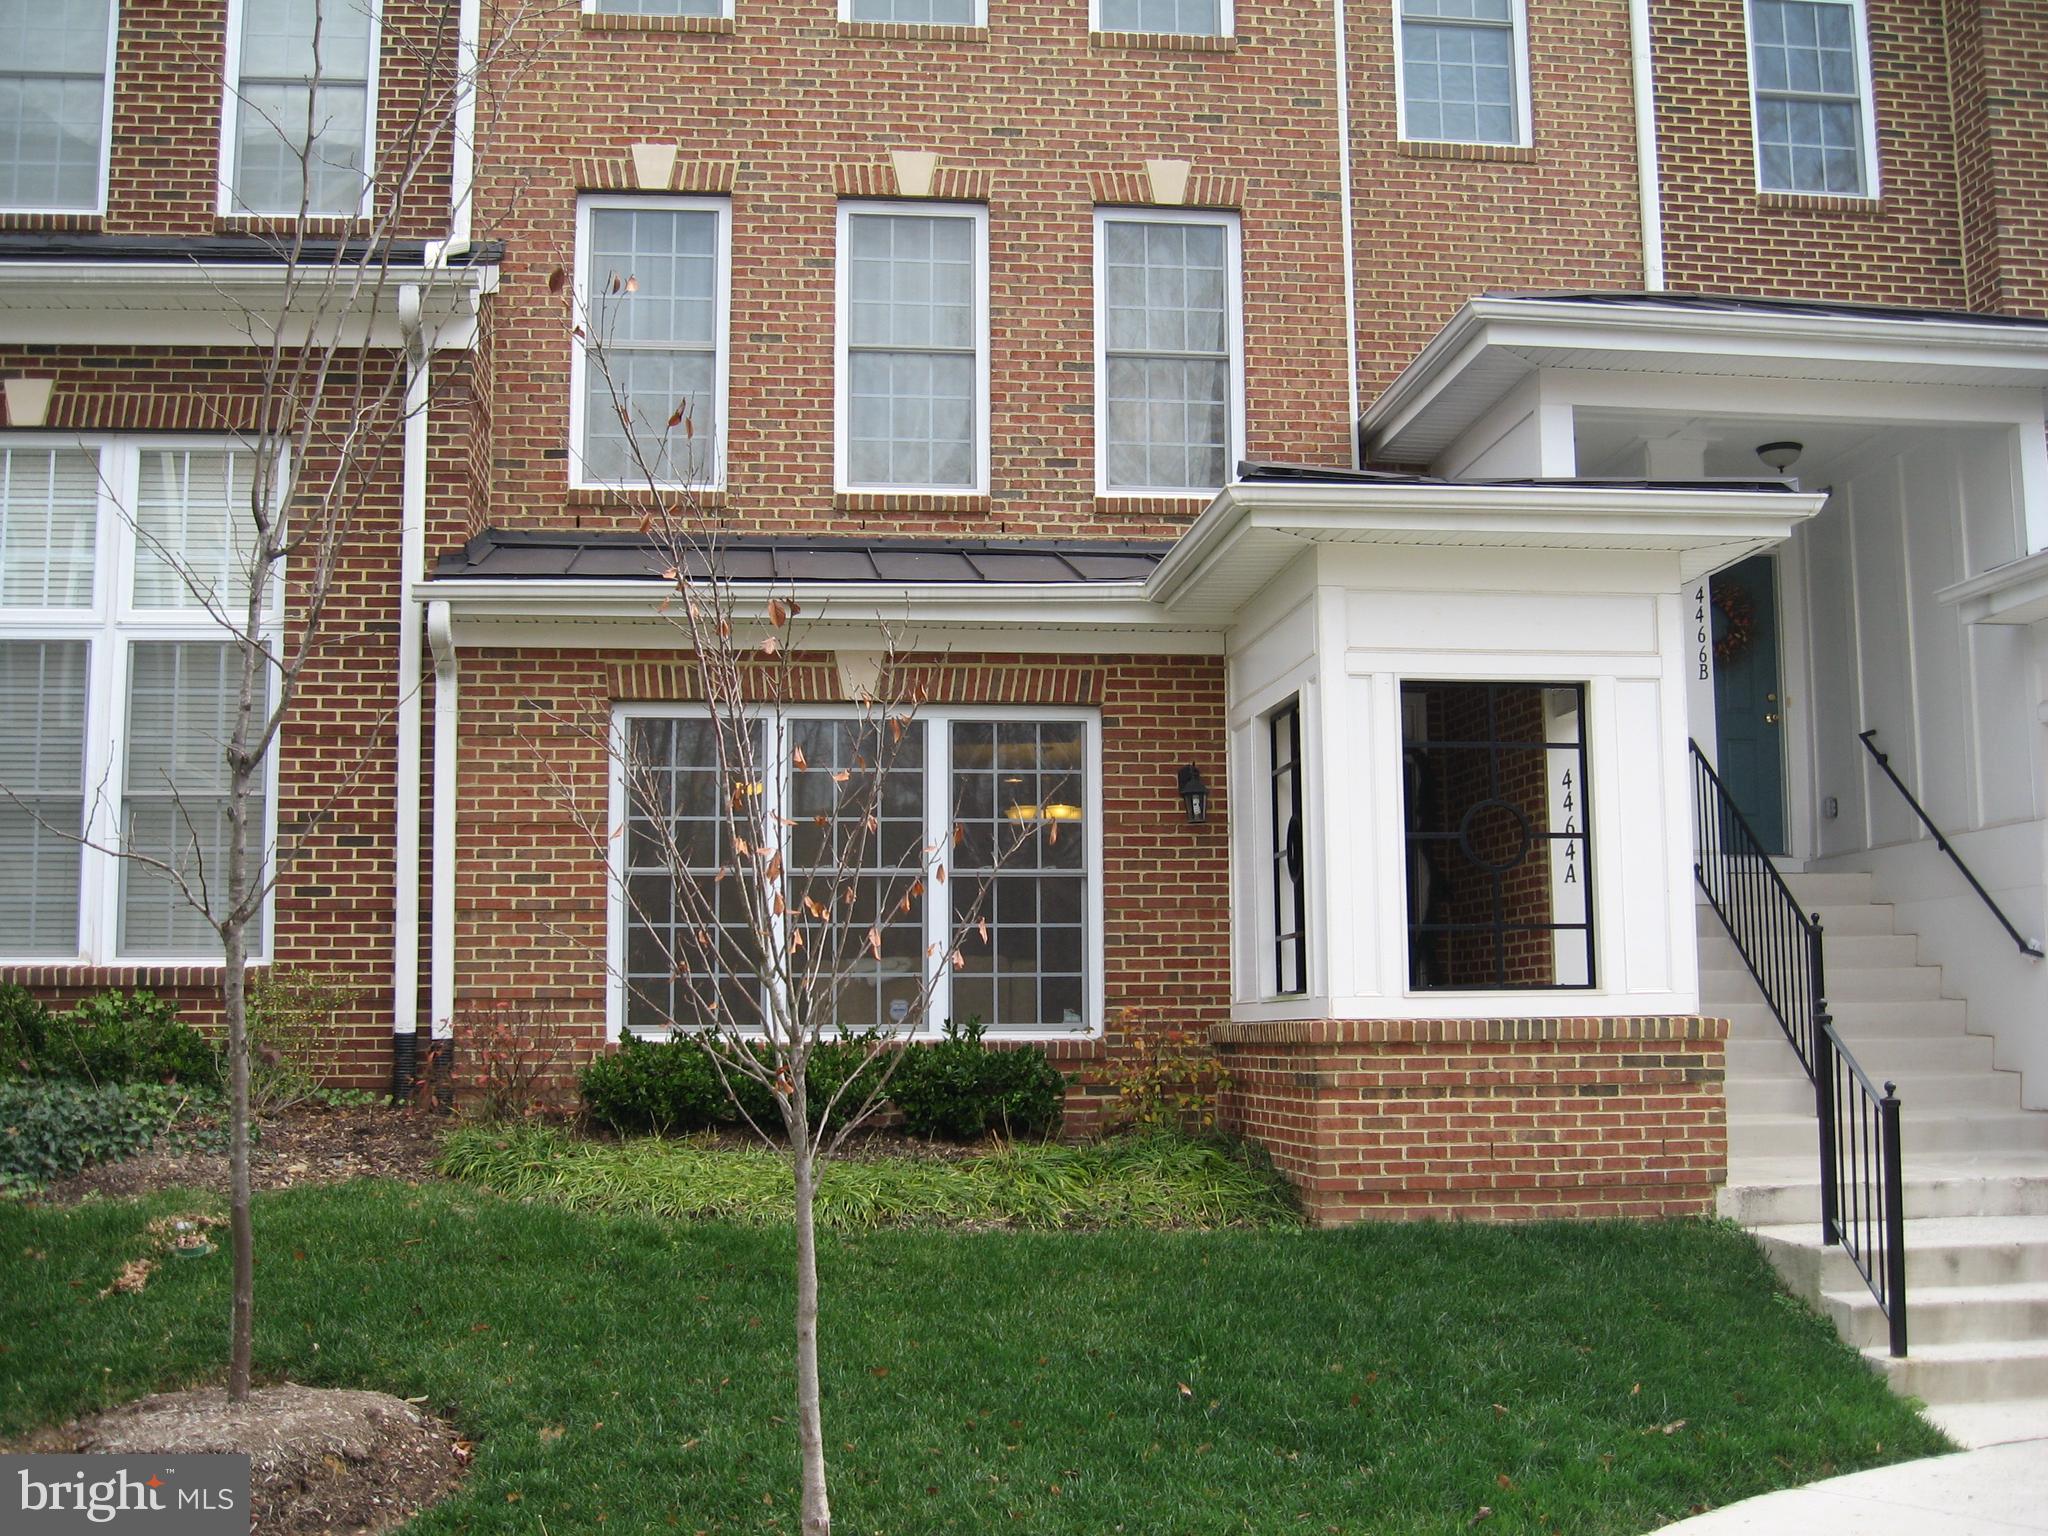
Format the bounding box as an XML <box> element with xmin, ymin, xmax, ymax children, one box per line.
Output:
<box><xmin>35</xmin><ymin>1105</ymin><xmax>448</xmax><ymax>1206</ymax></box>
<box><xmin>14</xmin><ymin>1384</ymin><xmax>470</xmax><ymax>1534</ymax></box>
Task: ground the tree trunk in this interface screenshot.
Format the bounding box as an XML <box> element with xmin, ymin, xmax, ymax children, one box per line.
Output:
<box><xmin>222</xmin><ymin>916</ymin><xmax>253</xmax><ymax>1400</ymax></box>
<box><xmin>792</xmin><ymin>1132</ymin><xmax>831</xmax><ymax>1536</ymax></box>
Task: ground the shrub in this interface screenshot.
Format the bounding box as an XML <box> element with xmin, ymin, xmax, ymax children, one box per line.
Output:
<box><xmin>246</xmin><ymin>970</ymin><xmax>361</xmax><ymax>1116</ymax></box>
<box><xmin>15</xmin><ymin>990</ymin><xmax>220</xmax><ymax>1090</ymax></box>
<box><xmin>890</xmin><ymin>1018</ymin><xmax>1064</xmax><ymax>1142</ymax></box>
<box><xmin>0</xmin><ymin>1079</ymin><xmax>228</xmax><ymax>1196</ymax></box>
<box><xmin>580</xmin><ymin>1032</ymin><xmax>899</xmax><ymax>1138</ymax></box>
<box><xmin>0</xmin><ymin>984</ymin><xmax>56</xmax><ymax>1078</ymax></box>
<box><xmin>453</xmin><ymin>1004</ymin><xmax>572</xmax><ymax>1121</ymax></box>
<box><xmin>1098</xmin><ymin>1011</ymin><xmax>1230</xmax><ymax>1133</ymax></box>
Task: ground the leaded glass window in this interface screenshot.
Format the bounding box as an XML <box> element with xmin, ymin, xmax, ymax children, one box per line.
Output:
<box><xmin>1268</xmin><ymin>699</ymin><xmax>1305</xmax><ymax>996</ymax></box>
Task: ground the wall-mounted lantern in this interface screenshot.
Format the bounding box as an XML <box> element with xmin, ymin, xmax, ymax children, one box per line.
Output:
<box><xmin>1176</xmin><ymin>763</ymin><xmax>1210</xmax><ymax>825</ymax></box>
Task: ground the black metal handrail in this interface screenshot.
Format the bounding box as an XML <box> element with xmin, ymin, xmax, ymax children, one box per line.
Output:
<box><xmin>1859</xmin><ymin>729</ymin><xmax>2045</xmax><ymax>960</ymax></box>
<box><xmin>1690</xmin><ymin>742</ymin><xmax>1827</xmax><ymax>1076</ymax></box>
<box><xmin>1816</xmin><ymin>1020</ymin><xmax>1909</xmax><ymax>1357</ymax></box>
<box><xmin>1690</xmin><ymin>740</ymin><xmax>1908</xmax><ymax>1356</ymax></box>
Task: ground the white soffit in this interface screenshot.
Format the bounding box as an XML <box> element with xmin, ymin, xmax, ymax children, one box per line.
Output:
<box><xmin>1364</xmin><ymin>296</ymin><xmax>2048</xmax><ymax>464</ymax></box>
<box><xmin>1149</xmin><ymin>481</ymin><xmax>1827</xmax><ymax>618</ymax></box>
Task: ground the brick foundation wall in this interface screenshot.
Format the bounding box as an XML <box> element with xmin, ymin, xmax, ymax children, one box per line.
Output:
<box><xmin>1212</xmin><ymin>1016</ymin><xmax>1727</xmax><ymax>1225</ymax></box>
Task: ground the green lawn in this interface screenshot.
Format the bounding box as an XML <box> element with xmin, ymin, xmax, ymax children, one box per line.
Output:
<box><xmin>1</xmin><ymin>1183</ymin><xmax>1947</xmax><ymax>1535</ymax></box>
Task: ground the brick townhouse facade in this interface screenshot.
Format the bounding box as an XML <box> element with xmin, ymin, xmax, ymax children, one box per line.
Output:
<box><xmin>5</xmin><ymin>0</ymin><xmax>2048</xmax><ymax>1227</ymax></box>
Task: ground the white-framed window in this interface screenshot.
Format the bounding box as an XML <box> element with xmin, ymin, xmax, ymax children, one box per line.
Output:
<box><xmin>571</xmin><ymin>194</ymin><xmax>731</xmax><ymax>490</ymax></box>
<box><xmin>609</xmin><ymin>705</ymin><xmax>1102</xmax><ymax>1041</ymax></box>
<box><xmin>0</xmin><ymin>438</ymin><xmax>280</xmax><ymax>965</ymax></box>
<box><xmin>0</xmin><ymin>0</ymin><xmax>117</xmax><ymax>214</ymax></box>
<box><xmin>219</xmin><ymin>0</ymin><xmax>379</xmax><ymax>217</ymax></box>
<box><xmin>1393</xmin><ymin>0</ymin><xmax>1531</xmax><ymax>148</ymax></box>
<box><xmin>1746</xmin><ymin>0</ymin><xmax>1877</xmax><ymax>197</ymax></box>
<box><xmin>1094</xmin><ymin>207</ymin><xmax>1244</xmax><ymax>496</ymax></box>
<box><xmin>1265</xmin><ymin>696</ymin><xmax>1306</xmax><ymax>997</ymax></box>
<box><xmin>584</xmin><ymin>0</ymin><xmax>728</xmax><ymax>16</ymax></box>
<box><xmin>842</xmin><ymin>0</ymin><xmax>982</xmax><ymax>23</ymax></box>
<box><xmin>1093</xmin><ymin>0</ymin><xmax>1229</xmax><ymax>35</ymax></box>
<box><xmin>835</xmin><ymin>201</ymin><xmax>991</xmax><ymax>495</ymax></box>
<box><xmin>1398</xmin><ymin>680</ymin><xmax>1591</xmax><ymax>992</ymax></box>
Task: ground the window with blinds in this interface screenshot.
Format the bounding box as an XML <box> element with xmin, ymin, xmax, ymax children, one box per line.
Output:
<box><xmin>0</xmin><ymin>0</ymin><xmax>114</xmax><ymax>213</ymax></box>
<box><xmin>0</xmin><ymin>439</ymin><xmax>279</xmax><ymax>962</ymax></box>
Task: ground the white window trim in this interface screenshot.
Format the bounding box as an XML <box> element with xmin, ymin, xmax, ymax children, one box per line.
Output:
<box><xmin>833</xmin><ymin>199</ymin><xmax>993</xmax><ymax>497</ymax></box>
<box><xmin>1092</xmin><ymin>205</ymin><xmax>1247</xmax><ymax>499</ymax></box>
<box><xmin>605</xmin><ymin>702</ymin><xmax>1105</xmax><ymax>1043</ymax></box>
<box><xmin>568</xmin><ymin>193</ymin><xmax>733</xmax><ymax>493</ymax></box>
<box><xmin>837</xmin><ymin>0</ymin><xmax>986</xmax><ymax>23</ymax></box>
<box><xmin>0</xmin><ymin>434</ymin><xmax>282</xmax><ymax>967</ymax></box>
<box><xmin>1088</xmin><ymin>0</ymin><xmax>1234</xmax><ymax>37</ymax></box>
<box><xmin>215</xmin><ymin>0</ymin><xmax>382</xmax><ymax>219</ymax></box>
<box><xmin>1742</xmin><ymin>0</ymin><xmax>1881</xmax><ymax>199</ymax></box>
<box><xmin>582</xmin><ymin>0</ymin><xmax>733</xmax><ymax>15</ymax></box>
<box><xmin>0</xmin><ymin>0</ymin><xmax>120</xmax><ymax>216</ymax></box>
<box><xmin>1391</xmin><ymin>0</ymin><xmax>1534</xmax><ymax>150</ymax></box>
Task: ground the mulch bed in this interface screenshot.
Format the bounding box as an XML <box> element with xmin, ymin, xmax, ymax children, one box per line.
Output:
<box><xmin>16</xmin><ymin>1384</ymin><xmax>469</xmax><ymax>1534</ymax></box>
<box><xmin>36</xmin><ymin>1105</ymin><xmax>448</xmax><ymax>1206</ymax></box>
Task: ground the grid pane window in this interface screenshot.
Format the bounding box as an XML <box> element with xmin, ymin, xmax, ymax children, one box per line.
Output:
<box><xmin>1102</xmin><ymin>217</ymin><xmax>1233</xmax><ymax>492</ymax></box>
<box><xmin>1400</xmin><ymin>0</ymin><xmax>1519</xmax><ymax>145</ymax></box>
<box><xmin>230</xmin><ymin>0</ymin><xmax>375</xmax><ymax>215</ymax></box>
<box><xmin>0</xmin><ymin>640</ymin><xmax>86</xmax><ymax>953</ymax></box>
<box><xmin>590</xmin><ymin>0</ymin><xmax>722</xmax><ymax>14</ymax></box>
<box><xmin>851</xmin><ymin>0</ymin><xmax>976</xmax><ymax>22</ymax></box>
<box><xmin>0</xmin><ymin>0</ymin><xmax>111</xmax><ymax>210</ymax></box>
<box><xmin>950</xmin><ymin>721</ymin><xmax>1088</xmax><ymax>1032</ymax></box>
<box><xmin>119</xmin><ymin>640</ymin><xmax>270</xmax><ymax>956</ymax></box>
<box><xmin>1268</xmin><ymin>700</ymin><xmax>1306</xmax><ymax>996</ymax></box>
<box><xmin>622</xmin><ymin>717</ymin><xmax>768</xmax><ymax>1036</ymax></box>
<box><xmin>1749</xmin><ymin>0</ymin><xmax>1869</xmax><ymax>195</ymax></box>
<box><xmin>1098</xmin><ymin>0</ymin><xmax>1222</xmax><ymax>35</ymax></box>
<box><xmin>845</xmin><ymin>211</ymin><xmax>980</xmax><ymax>489</ymax></box>
<box><xmin>1401</xmin><ymin>681</ymin><xmax>1592</xmax><ymax>990</ymax></box>
<box><xmin>581</xmin><ymin>204</ymin><xmax>723</xmax><ymax>486</ymax></box>
<box><xmin>1</xmin><ymin>446</ymin><xmax>99</xmax><ymax>608</ymax></box>
<box><xmin>133</xmin><ymin>448</ymin><xmax>266</xmax><ymax>613</ymax></box>
<box><xmin>790</xmin><ymin>719</ymin><xmax>928</xmax><ymax>1032</ymax></box>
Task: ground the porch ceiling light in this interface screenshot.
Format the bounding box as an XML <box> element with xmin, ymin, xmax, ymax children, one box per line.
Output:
<box><xmin>1756</xmin><ymin>440</ymin><xmax>1804</xmax><ymax>473</ymax></box>
<box><xmin>1176</xmin><ymin>763</ymin><xmax>1211</xmax><ymax>826</ymax></box>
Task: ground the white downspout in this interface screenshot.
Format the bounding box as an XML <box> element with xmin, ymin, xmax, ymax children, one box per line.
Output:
<box><xmin>1334</xmin><ymin>0</ymin><xmax>1363</xmax><ymax>466</ymax></box>
<box><xmin>1628</xmin><ymin>0</ymin><xmax>1667</xmax><ymax>291</ymax></box>
<box><xmin>427</xmin><ymin>600</ymin><xmax>459</xmax><ymax>1038</ymax></box>
<box><xmin>393</xmin><ymin>287</ymin><xmax>427</xmax><ymax>1077</ymax></box>
<box><xmin>444</xmin><ymin>0</ymin><xmax>480</xmax><ymax>257</ymax></box>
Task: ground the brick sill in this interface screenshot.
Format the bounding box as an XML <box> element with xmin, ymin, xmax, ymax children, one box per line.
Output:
<box><xmin>1398</xmin><ymin>139</ymin><xmax>1536</xmax><ymax>164</ymax></box>
<box><xmin>837</xmin><ymin>20</ymin><xmax>988</xmax><ymax>42</ymax></box>
<box><xmin>1757</xmin><ymin>190</ymin><xmax>1886</xmax><ymax>217</ymax></box>
<box><xmin>1089</xmin><ymin>29</ymin><xmax>1237</xmax><ymax>53</ymax></box>
<box><xmin>566</xmin><ymin>485</ymin><xmax>727</xmax><ymax>509</ymax></box>
<box><xmin>0</xmin><ymin>211</ymin><xmax>104</xmax><ymax>231</ymax></box>
<box><xmin>215</xmin><ymin>214</ymin><xmax>369</xmax><ymax>237</ymax></box>
<box><xmin>836</xmin><ymin>491</ymin><xmax>992</xmax><ymax>513</ymax></box>
<box><xmin>1210</xmin><ymin>1015</ymin><xmax>1729</xmax><ymax>1046</ymax></box>
<box><xmin>577</xmin><ymin>11</ymin><xmax>736</xmax><ymax>32</ymax></box>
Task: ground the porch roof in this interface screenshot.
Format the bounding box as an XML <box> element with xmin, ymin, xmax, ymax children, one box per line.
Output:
<box><xmin>1362</xmin><ymin>292</ymin><xmax>2048</xmax><ymax>466</ymax></box>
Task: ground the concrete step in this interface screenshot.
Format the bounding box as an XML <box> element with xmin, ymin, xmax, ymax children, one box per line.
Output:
<box><xmin>1730</xmin><ymin>1111</ymin><xmax>2048</xmax><ymax>1160</ymax></box>
<box><xmin>1780</xmin><ymin>871</ymin><xmax>1878</xmax><ymax>905</ymax></box>
<box><xmin>1821</xmin><ymin>1280</ymin><xmax>2048</xmax><ymax>1351</ymax></box>
<box><xmin>1696</xmin><ymin>899</ymin><xmax>1897</xmax><ymax>937</ymax></box>
<box><xmin>1726</xmin><ymin>1033</ymin><xmax>1996</xmax><ymax>1077</ymax></box>
<box><xmin>1921</xmin><ymin>1396</ymin><xmax>2048</xmax><ymax>1449</ymax></box>
<box><xmin>1724</xmin><ymin>1165</ymin><xmax>2048</xmax><ymax>1226</ymax></box>
<box><xmin>1727</xmin><ymin>1071</ymin><xmax>2023</xmax><ymax>1117</ymax></box>
<box><xmin>1752</xmin><ymin>1215</ymin><xmax>2048</xmax><ymax>1292</ymax></box>
<box><xmin>1711</xmin><ymin>998</ymin><xmax>1974</xmax><ymax>1040</ymax></box>
<box><xmin>1817</xmin><ymin>964</ymin><xmax>1947</xmax><ymax>1002</ymax></box>
<box><xmin>1698</xmin><ymin>931</ymin><xmax>1921</xmax><ymax>971</ymax></box>
<box><xmin>1869</xmin><ymin>1338</ymin><xmax>2048</xmax><ymax>1404</ymax></box>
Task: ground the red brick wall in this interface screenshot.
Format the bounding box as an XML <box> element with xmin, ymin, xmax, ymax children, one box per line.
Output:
<box><xmin>1966</xmin><ymin>0</ymin><xmax>2048</xmax><ymax>316</ymax></box>
<box><xmin>1213</xmin><ymin>1016</ymin><xmax>1727</xmax><ymax>1224</ymax></box>
<box><xmin>1651</xmin><ymin>0</ymin><xmax>1971</xmax><ymax>306</ymax></box>
<box><xmin>449</xmin><ymin>648</ymin><xmax>1229</xmax><ymax>1116</ymax></box>
<box><xmin>2</xmin><ymin>0</ymin><xmax>455</xmax><ymax>238</ymax></box>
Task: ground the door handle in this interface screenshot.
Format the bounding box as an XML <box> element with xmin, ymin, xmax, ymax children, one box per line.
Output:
<box><xmin>1764</xmin><ymin>712</ymin><xmax>1781</xmax><ymax>725</ymax></box>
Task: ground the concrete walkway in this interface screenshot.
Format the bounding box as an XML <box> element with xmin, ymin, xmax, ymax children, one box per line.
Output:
<box><xmin>1650</xmin><ymin>1439</ymin><xmax>2048</xmax><ymax>1534</ymax></box>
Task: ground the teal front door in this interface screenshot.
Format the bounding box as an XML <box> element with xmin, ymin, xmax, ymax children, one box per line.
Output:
<box><xmin>1712</xmin><ymin>554</ymin><xmax>1786</xmax><ymax>854</ymax></box>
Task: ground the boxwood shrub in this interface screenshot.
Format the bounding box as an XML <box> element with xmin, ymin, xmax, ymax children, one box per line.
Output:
<box><xmin>889</xmin><ymin>1018</ymin><xmax>1064</xmax><ymax>1141</ymax></box>
<box><xmin>0</xmin><ymin>984</ymin><xmax>218</xmax><ymax>1089</ymax></box>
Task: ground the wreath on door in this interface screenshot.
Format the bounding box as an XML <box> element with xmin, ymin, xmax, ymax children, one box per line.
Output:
<box><xmin>1712</xmin><ymin>583</ymin><xmax>1757</xmax><ymax>666</ymax></box>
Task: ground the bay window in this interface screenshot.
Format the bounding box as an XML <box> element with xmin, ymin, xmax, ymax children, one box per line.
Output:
<box><xmin>614</xmin><ymin>708</ymin><xmax>1099</xmax><ymax>1039</ymax></box>
<box><xmin>0</xmin><ymin>439</ymin><xmax>277</xmax><ymax>963</ymax></box>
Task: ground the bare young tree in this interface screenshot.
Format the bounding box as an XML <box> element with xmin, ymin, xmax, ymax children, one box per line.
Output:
<box><xmin>555</xmin><ymin>269</ymin><xmax>1052</xmax><ymax>1536</ymax></box>
<box><xmin>4</xmin><ymin>0</ymin><xmax>555</xmax><ymax>1400</ymax></box>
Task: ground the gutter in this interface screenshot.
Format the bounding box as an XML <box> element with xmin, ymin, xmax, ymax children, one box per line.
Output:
<box><xmin>443</xmin><ymin>0</ymin><xmax>481</xmax><ymax>258</ymax></box>
<box><xmin>1333</xmin><ymin>0</ymin><xmax>1362</xmax><ymax>464</ymax></box>
<box><xmin>392</xmin><ymin>287</ymin><xmax>429</xmax><ymax>1096</ymax></box>
<box><xmin>1628</xmin><ymin>0</ymin><xmax>1667</xmax><ymax>290</ymax></box>
<box><xmin>427</xmin><ymin>601</ymin><xmax>460</xmax><ymax>1045</ymax></box>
